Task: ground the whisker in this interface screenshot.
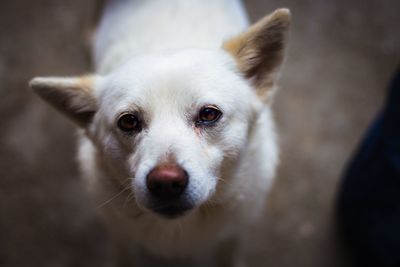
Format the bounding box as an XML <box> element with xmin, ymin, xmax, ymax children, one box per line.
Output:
<box><xmin>177</xmin><ymin>221</ymin><xmax>183</xmax><ymax>235</ymax></box>
<box><xmin>96</xmin><ymin>183</ymin><xmax>131</xmax><ymax>209</ymax></box>
<box><xmin>123</xmin><ymin>192</ymin><xmax>136</xmax><ymax>208</ymax></box>
<box><xmin>216</xmin><ymin>176</ymin><xmax>231</xmax><ymax>186</ymax></box>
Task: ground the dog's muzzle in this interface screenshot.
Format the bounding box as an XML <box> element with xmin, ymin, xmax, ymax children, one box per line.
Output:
<box><xmin>146</xmin><ymin>164</ymin><xmax>192</xmax><ymax>218</ymax></box>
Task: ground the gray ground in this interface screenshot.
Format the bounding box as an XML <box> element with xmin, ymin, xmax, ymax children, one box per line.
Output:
<box><xmin>0</xmin><ymin>0</ymin><xmax>398</xmax><ymax>266</ymax></box>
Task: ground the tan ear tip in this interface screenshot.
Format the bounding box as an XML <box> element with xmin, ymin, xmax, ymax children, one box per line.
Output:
<box><xmin>29</xmin><ymin>77</ymin><xmax>44</xmax><ymax>91</ymax></box>
<box><xmin>273</xmin><ymin>8</ymin><xmax>291</xmax><ymax>20</ymax></box>
<box><xmin>29</xmin><ymin>77</ymin><xmax>60</xmax><ymax>91</ymax></box>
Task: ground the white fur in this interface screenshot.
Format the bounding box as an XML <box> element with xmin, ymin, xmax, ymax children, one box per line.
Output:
<box><xmin>75</xmin><ymin>0</ymin><xmax>280</xmax><ymax>265</ymax></box>
<box><xmin>94</xmin><ymin>0</ymin><xmax>249</xmax><ymax>73</ymax></box>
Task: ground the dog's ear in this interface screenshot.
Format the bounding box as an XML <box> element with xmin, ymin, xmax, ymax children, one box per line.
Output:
<box><xmin>29</xmin><ymin>75</ymin><xmax>99</xmax><ymax>127</ymax></box>
<box><xmin>223</xmin><ymin>8</ymin><xmax>290</xmax><ymax>101</ymax></box>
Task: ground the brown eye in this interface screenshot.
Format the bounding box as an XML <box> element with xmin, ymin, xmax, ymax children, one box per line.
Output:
<box><xmin>117</xmin><ymin>113</ymin><xmax>141</xmax><ymax>132</ymax></box>
<box><xmin>197</xmin><ymin>106</ymin><xmax>222</xmax><ymax>125</ymax></box>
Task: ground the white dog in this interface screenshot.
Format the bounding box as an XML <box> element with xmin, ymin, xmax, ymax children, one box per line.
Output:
<box><xmin>30</xmin><ymin>0</ymin><xmax>290</xmax><ymax>266</ymax></box>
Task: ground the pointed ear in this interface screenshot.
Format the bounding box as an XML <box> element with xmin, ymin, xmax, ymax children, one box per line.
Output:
<box><xmin>223</xmin><ymin>8</ymin><xmax>291</xmax><ymax>100</ymax></box>
<box><xmin>29</xmin><ymin>75</ymin><xmax>99</xmax><ymax>127</ymax></box>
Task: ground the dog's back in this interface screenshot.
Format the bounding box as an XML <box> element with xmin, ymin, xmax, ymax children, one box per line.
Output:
<box><xmin>94</xmin><ymin>0</ymin><xmax>249</xmax><ymax>73</ymax></box>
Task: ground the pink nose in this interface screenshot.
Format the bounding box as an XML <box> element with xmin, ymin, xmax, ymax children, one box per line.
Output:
<box><xmin>146</xmin><ymin>164</ymin><xmax>188</xmax><ymax>200</ymax></box>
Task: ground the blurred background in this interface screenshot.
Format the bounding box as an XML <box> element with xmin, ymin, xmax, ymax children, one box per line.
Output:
<box><xmin>0</xmin><ymin>0</ymin><xmax>398</xmax><ymax>266</ymax></box>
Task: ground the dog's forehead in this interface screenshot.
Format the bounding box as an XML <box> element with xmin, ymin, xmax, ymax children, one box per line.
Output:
<box><xmin>98</xmin><ymin>49</ymin><xmax>250</xmax><ymax>117</ymax></box>
<box><xmin>102</xmin><ymin>50</ymin><xmax>238</xmax><ymax>95</ymax></box>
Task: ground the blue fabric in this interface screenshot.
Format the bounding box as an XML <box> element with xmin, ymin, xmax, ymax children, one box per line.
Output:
<box><xmin>337</xmin><ymin>68</ymin><xmax>400</xmax><ymax>267</ymax></box>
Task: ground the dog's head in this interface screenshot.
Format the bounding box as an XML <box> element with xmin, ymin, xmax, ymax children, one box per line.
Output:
<box><xmin>30</xmin><ymin>9</ymin><xmax>290</xmax><ymax>218</ymax></box>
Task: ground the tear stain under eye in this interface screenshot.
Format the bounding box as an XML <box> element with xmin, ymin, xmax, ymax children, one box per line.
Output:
<box><xmin>190</xmin><ymin>124</ymin><xmax>209</xmax><ymax>157</ymax></box>
<box><xmin>197</xmin><ymin>131</ymin><xmax>211</xmax><ymax>158</ymax></box>
<box><xmin>202</xmin><ymin>146</ymin><xmax>210</xmax><ymax>158</ymax></box>
<box><xmin>194</xmin><ymin>126</ymin><xmax>202</xmax><ymax>138</ymax></box>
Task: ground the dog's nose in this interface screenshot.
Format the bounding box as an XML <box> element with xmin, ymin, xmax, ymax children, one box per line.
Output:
<box><xmin>146</xmin><ymin>164</ymin><xmax>188</xmax><ymax>200</ymax></box>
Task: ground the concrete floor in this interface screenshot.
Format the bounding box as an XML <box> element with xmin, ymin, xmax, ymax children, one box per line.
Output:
<box><xmin>0</xmin><ymin>0</ymin><xmax>398</xmax><ymax>266</ymax></box>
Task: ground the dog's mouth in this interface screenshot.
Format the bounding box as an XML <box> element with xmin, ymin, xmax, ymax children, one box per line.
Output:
<box><xmin>148</xmin><ymin>200</ymin><xmax>194</xmax><ymax>219</ymax></box>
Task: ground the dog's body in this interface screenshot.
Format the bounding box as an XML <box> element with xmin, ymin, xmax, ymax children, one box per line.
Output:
<box><xmin>94</xmin><ymin>0</ymin><xmax>249</xmax><ymax>74</ymax></box>
<box><xmin>31</xmin><ymin>0</ymin><xmax>290</xmax><ymax>266</ymax></box>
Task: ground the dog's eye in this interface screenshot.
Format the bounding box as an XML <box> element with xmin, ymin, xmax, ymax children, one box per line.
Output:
<box><xmin>197</xmin><ymin>106</ymin><xmax>222</xmax><ymax>125</ymax></box>
<box><xmin>117</xmin><ymin>113</ymin><xmax>141</xmax><ymax>132</ymax></box>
